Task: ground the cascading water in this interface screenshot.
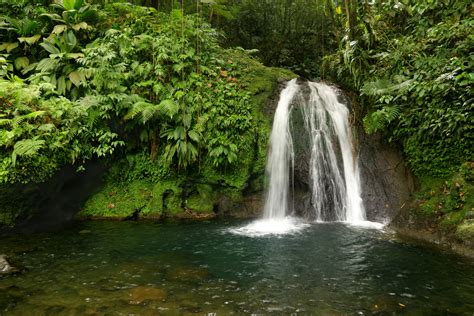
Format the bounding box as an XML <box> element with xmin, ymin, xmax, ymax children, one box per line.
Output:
<box><xmin>301</xmin><ymin>82</ymin><xmax>365</xmax><ymax>222</ymax></box>
<box><xmin>232</xmin><ymin>80</ymin><xmax>379</xmax><ymax>236</ymax></box>
<box><xmin>262</xmin><ymin>79</ymin><xmax>299</xmax><ymax>219</ymax></box>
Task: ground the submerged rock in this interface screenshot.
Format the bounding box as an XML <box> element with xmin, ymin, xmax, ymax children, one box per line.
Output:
<box><xmin>128</xmin><ymin>286</ymin><xmax>166</xmax><ymax>305</ymax></box>
<box><xmin>0</xmin><ymin>255</ymin><xmax>18</xmax><ymax>275</ymax></box>
<box><xmin>168</xmin><ymin>266</ymin><xmax>209</xmax><ymax>282</ymax></box>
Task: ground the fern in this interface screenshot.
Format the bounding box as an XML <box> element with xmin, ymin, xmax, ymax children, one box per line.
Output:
<box><xmin>361</xmin><ymin>78</ymin><xmax>413</xmax><ymax>96</ymax></box>
<box><xmin>11</xmin><ymin>138</ymin><xmax>45</xmax><ymax>166</ymax></box>
<box><xmin>363</xmin><ymin>106</ymin><xmax>401</xmax><ymax>134</ymax></box>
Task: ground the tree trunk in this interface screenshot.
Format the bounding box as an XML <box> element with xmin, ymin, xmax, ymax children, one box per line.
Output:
<box><xmin>150</xmin><ymin>131</ymin><xmax>159</xmax><ymax>161</ymax></box>
<box><xmin>344</xmin><ymin>0</ymin><xmax>357</xmax><ymax>40</ymax></box>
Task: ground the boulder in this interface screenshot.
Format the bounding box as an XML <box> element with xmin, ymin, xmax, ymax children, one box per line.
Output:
<box><xmin>128</xmin><ymin>286</ymin><xmax>166</xmax><ymax>305</ymax></box>
<box><xmin>0</xmin><ymin>255</ymin><xmax>18</xmax><ymax>275</ymax></box>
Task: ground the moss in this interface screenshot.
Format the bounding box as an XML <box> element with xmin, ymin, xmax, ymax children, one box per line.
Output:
<box><xmin>402</xmin><ymin>162</ymin><xmax>474</xmax><ymax>243</ymax></box>
<box><xmin>440</xmin><ymin>211</ymin><xmax>466</xmax><ymax>231</ymax></box>
<box><xmin>229</xmin><ymin>48</ymin><xmax>296</xmax><ymax>110</ymax></box>
<box><xmin>456</xmin><ymin>221</ymin><xmax>474</xmax><ymax>243</ymax></box>
<box><xmin>219</xmin><ymin>187</ymin><xmax>243</xmax><ymax>203</ymax></box>
<box><xmin>185</xmin><ymin>194</ymin><xmax>214</xmax><ymax>213</ymax></box>
<box><xmin>78</xmin><ymin>178</ymin><xmax>190</xmax><ymax>218</ymax></box>
<box><xmin>149</xmin><ymin>180</ymin><xmax>184</xmax><ymax>215</ymax></box>
<box><xmin>185</xmin><ymin>184</ymin><xmax>216</xmax><ymax>213</ymax></box>
<box><xmin>164</xmin><ymin>192</ymin><xmax>183</xmax><ymax>214</ymax></box>
<box><xmin>79</xmin><ymin>180</ymin><xmax>153</xmax><ymax>218</ymax></box>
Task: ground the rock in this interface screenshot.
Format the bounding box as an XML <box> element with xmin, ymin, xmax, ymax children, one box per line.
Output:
<box><xmin>128</xmin><ymin>286</ymin><xmax>166</xmax><ymax>305</ymax></box>
<box><xmin>0</xmin><ymin>162</ymin><xmax>107</xmax><ymax>235</ymax></box>
<box><xmin>241</xmin><ymin>193</ymin><xmax>265</xmax><ymax>218</ymax></box>
<box><xmin>287</xmin><ymin>82</ymin><xmax>414</xmax><ymax>222</ymax></box>
<box><xmin>0</xmin><ymin>255</ymin><xmax>18</xmax><ymax>275</ymax></box>
<box><xmin>168</xmin><ymin>266</ymin><xmax>208</xmax><ymax>282</ymax></box>
<box><xmin>358</xmin><ymin>131</ymin><xmax>414</xmax><ymax>222</ymax></box>
<box><xmin>215</xmin><ymin>193</ymin><xmax>264</xmax><ymax>218</ymax></box>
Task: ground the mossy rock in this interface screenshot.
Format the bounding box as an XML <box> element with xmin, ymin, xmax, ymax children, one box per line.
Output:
<box><xmin>440</xmin><ymin>210</ymin><xmax>466</xmax><ymax>231</ymax></box>
<box><xmin>393</xmin><ymin>163</ymin><xmax>474</xmax><ymax>252</ymax></box>
<box><xmin>455</xmin><ymin>221</ymin><xmax>474</xmax><ymax>243</ymax></box>
<box><xmin>150</xmin><ymin>180</ymin><xmax>184</xmax><ymax>214</ymax></box>
<box><xmin>164</xmin><ymin>192</ymin><xmax>183</xmax><ymax>214</ymax></box>
<box><xmin>233</xmin><ymin>48</ymin><xmax>297</xmax><ymax>110</ymax></box>
<box><xmin>79</xmin><ymin>180</ymin><xmax>153</xmax><ymax>218</ymax></box>
<box><xmin>185</xmin><ymin>184</ymin><xmax>216</xmax><ymax>213</ymax></box>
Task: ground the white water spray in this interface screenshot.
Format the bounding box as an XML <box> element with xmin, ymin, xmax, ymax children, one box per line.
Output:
<box><xmin>231</xmin><ymin>80</ymin><xmax>379</xmax><ymax>236</ymax></box>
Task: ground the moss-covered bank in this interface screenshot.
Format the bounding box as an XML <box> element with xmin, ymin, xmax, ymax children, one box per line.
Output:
<box><xmin>76</xmin><ymin>56</ymin><xmax>296</xmax><ymax>221</ymax></box>
<box><xmin>390</xmin><ymin>162</ymin><xmax>474</xmax><ymax>256</ymax></box>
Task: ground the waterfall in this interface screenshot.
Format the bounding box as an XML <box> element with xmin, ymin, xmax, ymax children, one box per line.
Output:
<box><xmin>301</xmin><ymin>82</ymin><xmax>365</xmax><ymax>222</ymax></box>
<box><xmin>231</xmin><ymin>80</ymin><xmax>374</xmax><ymax>236</ymax></box>
<box><xmin>262</xmin><ymin>79</ymin><xmax>299</xmax><ymax>219</ymax></box>
<box><xmin>264</xmin><ymin>80</ymin><xmax>366</xmax><ymax>223</ymax></box>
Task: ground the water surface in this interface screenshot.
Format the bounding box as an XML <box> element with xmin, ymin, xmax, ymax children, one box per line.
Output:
<box><xmin>1</xmin><ymin>220</ymin><xmax>473</xmax><ymax>315</ymax></box>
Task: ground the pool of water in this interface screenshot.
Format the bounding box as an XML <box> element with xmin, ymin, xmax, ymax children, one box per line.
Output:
<box><xmin>1</xmin><ymin>219</ymin><xmax>474</xmax><ymax>315</ymax></box>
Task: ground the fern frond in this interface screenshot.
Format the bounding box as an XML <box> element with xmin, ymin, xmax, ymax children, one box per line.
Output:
<box><xmin>124</xmin><ymin>101</ymin><xmax>150</xmax><ymax>120</ymax></box>
<box><xmin>11</xmin><ymin>138</ymin><xmax>45</xmax><ymax>166</ymax></box>
<box><xmin>0</xmin><ymin>118</ymin><xmax>12</xmax><ymax>126</ymax></box>
<box><xmin>23</xmin><ymin>110</ymin><xmax>47</xmax><ymax>120</ymax></box>
<box><xmin>159</xmin><ymin>99</ymin><xmax>179</xmax><ymax>119</ymax></box>
<box><xmin>362</xmin><ymin>79</ymin><xmax>413</xmax><ymax>96</ymax></box>
<box><xmin>143</xmin><ymin>105</ymin><xmax>162</xmax><ymax>124</ymax></box>
<box><xmin>125</xmin><ymin>101</ymin><xmax>160</xmax><ymax>124</ymax></box>
<box><xmin>363</xmin><ymin>105</ymin><xmax>401</xmax><ymax>134</ymax></box>
<box><xmin>13</xmin><ymin>138</ymin><xmax>45</xmax><ymax>156</ymax></box>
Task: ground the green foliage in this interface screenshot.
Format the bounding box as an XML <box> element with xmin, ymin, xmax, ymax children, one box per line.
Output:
<box><xmin>324</xmin><ymin>0</ymin><xmax>473</xmax><ymax>177</ymax></box>
<box><xmin>219</xmin><ymin>0</ymin><xmax>333</xmax><ymax>78</ymax></box>
<box><xmin>0</xmin><ymin>0</ymin><xmax>298</xmax><ymax>224</ymax></box>
<box><xmin>0</xmin><ymin>77</ymin><xmax>123</xmax><ymax>183</ymax></box>
<box><xmin>415</xmin><ymin>163</ymin><xmax>473</xmax><ymax>228</ymax></box>
<box><xmin>79</xmin><ymin>4</ymin><xmax>270</xmax><ymax>172</ymax></box>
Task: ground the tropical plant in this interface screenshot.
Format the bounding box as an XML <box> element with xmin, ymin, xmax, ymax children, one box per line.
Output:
<box><xmin>0</xmin><ymin>77</ymin><xmax>123</xmax><ymax>183</ymax></box>
<box><xmin>324</xmin><ymin>0</ymin><xmax>473</xmax><ymax>177</ymax></box>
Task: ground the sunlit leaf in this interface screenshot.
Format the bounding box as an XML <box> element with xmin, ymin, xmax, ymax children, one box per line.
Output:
<box><xmin>14</xmin><ymin>57</ymin><xmax>29</xmax><ymax>70</ymax></box>
<box><xmin>0</xmin><ymin>42</ymin><xmax>19</xmax><ymax>53</ymax></box>
<box><xmin>18</xmin><ymin>34</ymin><xmax>41</xmax><ymax>45</ymax></box>
<box><xmin>52</xmin><ymin>24</ymin><xmax>67</xmax><ymax>35</ymax></box>
<box><xmin>69</xmin><ymin>71</ymin><xmax>85</xmax><ymax>87</ymax></box>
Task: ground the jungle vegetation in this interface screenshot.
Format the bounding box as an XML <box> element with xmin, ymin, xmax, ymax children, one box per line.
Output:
<box><xmin>0</xmin><ymin>0</ymin><xmax>472</xmax><ymax>223</ymax></box>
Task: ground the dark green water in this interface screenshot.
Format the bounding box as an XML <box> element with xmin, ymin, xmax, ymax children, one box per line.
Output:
<box><xmin>1</xmin><ymin>220</ymin><xmax>474</xmax><ymax>315</ymax></box>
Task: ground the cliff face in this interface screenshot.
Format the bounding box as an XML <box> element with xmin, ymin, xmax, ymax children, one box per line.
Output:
<box><xmin>288</xmin><ymin>83</ymin><xmax>414</xmax><ymax>223</ymax></box>
<box><xmin>0</xmin><ymin>163</ymin><xmax>106</xmax><ymax>235</ymax></box>
<box><xmin>358</xmin><ymin>132</ymin><xmax>415</xmax><ymax>223</ymax></box>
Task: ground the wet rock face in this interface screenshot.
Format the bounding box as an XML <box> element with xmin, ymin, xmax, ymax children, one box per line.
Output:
<box><xmin>0</xmin><ymin>255</ymin><xmax>17</xmax><ymax>275</ymax></box>
<box><xmin>286</xmin><ymin>84</ymin><xmax>414</xmax><ymax>222</ymax></box>
<box><xmin>215</xmin><ymin>193</ymin><xmax>263</xmax><ymax>218</ymax></box>
<box><xmin>358</xmin><ymin>132</ymin><xmax>414</xmax><ymax>222</ymax></box>
<box><xmin>0</xmin><ymin>162</ymin><xmax>107</xmax><ymax>236</ymax></box>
